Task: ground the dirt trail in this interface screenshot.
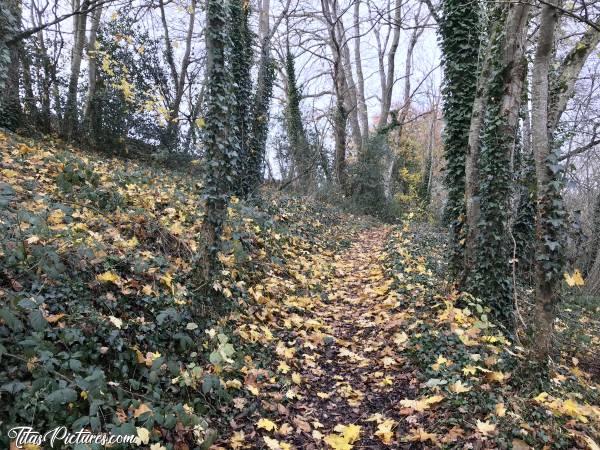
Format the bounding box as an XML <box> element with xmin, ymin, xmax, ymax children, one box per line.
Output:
<box><xmin>283</xmin><ymin>227</ymin><xmax>420</xmax><ymax>449</ymax></box>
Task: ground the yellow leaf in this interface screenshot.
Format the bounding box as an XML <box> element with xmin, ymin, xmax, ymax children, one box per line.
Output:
<box><xmin>511</xmin><ymin>439</ymin><xmax>532</xmax><ymax>450</ymax></box>
<box><xmin>476</xmin><ymin>420</ymin><xmax>496</xmax><ymax>436</ymax></box>
<box><xmin>278</xmin><ymin>361</ymin><xmax>291</xmax><ymax>374</ymax></box>
<box><xmin>462</xmin><ymin>365</ymin><xmax>478</xmax><ymax>375</ymax></box>
<box><xmin>142</xmin><ymin>284</ymin><xmax>154</xmax><ymax>295</ymax></box>
<box><xmin>229</xmin><ymin>431</ymin><xmax>245</xmax><ymax>450</ymax></box>
<box><xmin>393</xmin><ymin>332</ymin><xmax>408</xmax><ymax>346</ymax></box>
<box><xmin>97</xmin><ymin>271</ymin><xmax>121</xmax><ymax>284</ymax></box>
<box><xmin>257</xmin><ymin>418</ymin><xmax>278</xmax><ymax>432</ymax></box>
<box><xmin>169</xmin><ymin>222</ymin><xmax>184</xmax><ymax>235</ymax></box>
<box><xmin>495</xmin><ymin>403</ymin><xmax>506</xmax><ymax>417</ymax></box>
<box><xmin>26</xmin><ymin>235</ymin><xmax>40</xmax><ymax>244</ymax></box>
<box><xmin>46</xmin><ymin>313</ymin><xmax>66</xmax><ymax>324</ymax></box>
<box><xmin>291</xmin><ymin>372</ymin><xmax>302</xmax><ymax>385</ymax></box>
<box><xmin>160</xmin><ymin>273</ymin><xmax>173</xmax><ymax>288</ymax></box>
<box><xmin>108</xmin><ymin>316</ymin><xmax>123</xmax><ymax>329</ymax></box>
<box><xmin>324</xmin><ymin>434</ymin><xmax>352</xmax><ymax>450</ymax></box>
<box><xmin>144</xmin><ymin>351</ymin><xmax>161</xmax><ymax>367</ymax></box>
<box><xmin>400</xmin><ymin>395</ymin><xmax>444</xmax><ymax>412</ymax></box>
<box><xmin>225</xmin><ymin>379</ymin><xmax>242</xmax><ymax>389</ymax></box>
<box><xmin>374</xmin><ymin>419</ymin><xmax>395</xmax><ymax>444</ymax></box>
<box><xmin>263</xmin><ymin>436</ymin><xmax>291</xmax><ymax>450</ymax></box>
<box><xmin>564</xmin><ymin>270</ymin><xmax>585</xmax><ymax>287</ymax></box>
<box><xmin>486</xmin><ymin>371</ymin><xmax>508</xmax><ymax>383</ymax></box>
<box><xmin>136</xmin><ymin>427</ymin><xmax>150</xmax><ymax>445</ymax></box>
<box><xmin>333</xmin><ymin>424</ymin><xmax>361</xmax><ymax>444</ymax></box>
<box><xmin>449</xmin><ymin>380</ymin><xmax>471</xmax><ymax>394</ymax></box>
<box><xmin>581</xmin><ymin>435</ymin><xmax>600</xmax><ymax>450</ymax></box>
<box><xmin>431</xmin><ymin>355</ymin><xmax>449</xmax><ymax>371</ymax></box>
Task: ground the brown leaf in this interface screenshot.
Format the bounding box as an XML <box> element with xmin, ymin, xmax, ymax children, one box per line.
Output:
<box><xmin>512</xmin><ymin>439</ymin><xmax>532</xmax><ymax>450</ymax></box>
<box><xmin>133</xmin><ymin>403</ymin><xmax>152</xmax><ymax>418</ymax></box>
<box><xmin>293</xmin><ymin>417</ymin><xmax>312</xmax><ymax>433</ymax></box>
<box><xmin>46</xmin><ymin>313</ymin><xmax>66</xmax><ymax>324</ymax></box>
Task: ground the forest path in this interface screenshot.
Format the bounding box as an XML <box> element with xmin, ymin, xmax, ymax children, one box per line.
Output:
<box><xmin>270</xmin><ymin>226</ymin><xmax>421</xmax><ymax>449</ymax></box>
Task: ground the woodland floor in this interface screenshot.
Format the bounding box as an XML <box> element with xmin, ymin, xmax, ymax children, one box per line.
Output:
<box><xmin>222</xmin><ymin>219</ymin><xmax>600</xmax><ymax>450</ymax></box>
<box><xmin>279</xmin><ymin>226</ymin><xmax>416</xmax><ymax>449</ymax></box>
<box><xmin>1</xmin><ymin>131</ymin><xmax>599</xmax><ymax>450</ymax></box>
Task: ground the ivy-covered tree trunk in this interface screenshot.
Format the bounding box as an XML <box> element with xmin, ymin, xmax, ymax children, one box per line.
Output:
<box><xmin>528</xmin><ymin>5</ymin><xmax>598</xmax><ymax>358</ymax></box>
<box><xmin>438</xmin><ymin>0</ymin><xmax>481</xmax><ymax>277</ymax></box>
<box><xmin>464</xmin><ymin>14</ymin><xmax>493</xmax><ymax>285</ymax></box>
<box><xmin>333</xmin><ymin>94</ymin><xmax>348</xmax><ymax>191</ymax></box>
<box><xmin>0</xmin><ymin>0</ymin><xmax>22</xmax><ymax>131</ymax></box>
<box><xmin>473</xmin><ymin>3</ymin><xmax>529</xmax><ymax>327</ymax></box>
<box><xmin>200</xmin><ymin>0</ymin><xmax>238</xmax><ymax>281</ymax></box>
<box><xmin>230</xmin><ymin>0</ymin><xmax>253</xmax><ymax>196</ymax></box>
<box><xmin>531</xmin><ymin>0</ymin><xmax>561</xmax><ymax>360</ymax></box>
<box><xmin>245</xmin><ymin>42</ymin><xmax>275</xmax><ymax>196</ymax></box>
<box><xmin>285</xmin><ymin>49</ymin><xmax>313</xmax><ymax>192</ymax></box>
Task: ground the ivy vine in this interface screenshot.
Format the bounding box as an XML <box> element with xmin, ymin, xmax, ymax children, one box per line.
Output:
<box><xmin>438</xmin><ymin>0</ymin><xmax>482</xmax><ymax>276</ymax></box>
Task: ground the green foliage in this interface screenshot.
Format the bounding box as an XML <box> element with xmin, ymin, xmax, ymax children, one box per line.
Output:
<box><xmin>348</xmin><ymin>131</ymin><xmax>427</xmax><ymax>222</ymax></box>
<box><xmin>391</xmin><ymin>136</ymin><xmax>427</xmax><ymax>212</ymax></box>
<box><xmin>438</xmin><ymin>0</ymin><xmax>482</xmax><ymax>276</ymax></box>
<box><xmin>89</xmin><ymin>15</ymin><xmax>167</xmax><ymax>154</ymax></box>
<box><xmin>348</xmin><ymin>134</ymin><xmax>389</xmax><ymax>219</ymax></box>
<box><xmin>284</xmin><ymin>49</ymin><xmax>314</xmax><ymax>191</ymax></box>
<box><xmin>0</xmin><ymin>131</ymin><xmax>372</xmax><ymax>448</ymax></box>
<box><xmin>384</xmin><ymin>224</ymin><xmax>599</xmax><ymax>449</ymax></box>
<box><xmin>536</xmin><ymin>147</ymin><xmax>568</xmax><ymax>289</ymax></box>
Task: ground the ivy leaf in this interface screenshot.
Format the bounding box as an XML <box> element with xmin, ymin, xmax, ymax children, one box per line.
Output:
<box><xmin>46</xmin><ymin>388</ymin><xmax>77</xmax><ymax>405</ymax></box>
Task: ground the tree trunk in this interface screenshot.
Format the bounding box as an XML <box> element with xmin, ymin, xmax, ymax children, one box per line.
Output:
<box><xmin>379</xmin><ymin>0</ymin><xmax>402</xmax><ymax>127</ymax></box>
<box><xmin>334</xmin><ymin>94</ymin><xmax>347</xmax><ymax>190</ymax></box>
<box><xmin>531</xmin><ymin>0</ymin><xmax>560</xmax><ymax>360</ymax></box>
<box><xmin>62</xmin><ymin>0</ymin><xmax>90</xmax><ymax>140</ymax></box>
<box><xmin>471</xmin><ymin>3</ymin><xmax>530</xmax><ymax>326</ymax></box>
<box><xmin>584</xmin><ymin>194</ymin><xmax>600</xmax><ymax>276</ymax></box>
<box><xmin>0</xmin><ymin>0</ymin><xmax>22</xmax><ymax>131</ymax></box>
<box><xmin>20</xmin><ymin>46</ymin><xmax>37</xmax><ymax>123</ymax></box>
<box><xmin>464</xmin><ymin>25</ymin><xmax>495</xmax><ymax>283</ymax></box>
<box><xmin>381</xmin><ymin>9</ymin><xmax>423</xmax><ymax>201</ymax></box>
<box><xmin>586</xmin><ymin>245</ymin><xmax>600</xmax><ymax>297</ymax></box>
<box><xmin>83</xmin><ymin>3</ymin><xmax>103</xmax><ymax>136</ymax></box>
<box><xmin>353</xmin><ymin>0</ymin><xmax>369</xmax><ymax>145</ymax></box>
<box><xmin>35</xmin><ymin>18</ymin><xmax>54</xmax><ymax>132</ymax></box>
<box><xmin>200</xmin><ymin>0</ymin><xmax>237</xmax><ymax>282</ymax></box>
<box><xmin>438</xmin><ymin>0</ymin><xmax>481</xmax><ymax>276</ymax></box>
<box><xmin>158</xmin><ymin>0</ymin><xmax>196</xmax><ymax>150</ymax></box>
<box><xmin>321</xmin><ymin>0</ymin><xmax>348</xmax><ymax>191</ymax></box>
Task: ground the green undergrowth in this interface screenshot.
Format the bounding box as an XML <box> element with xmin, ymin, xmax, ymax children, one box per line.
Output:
<box><xmin>384</xmin><ymin>219</ymin><xmax>600</xmax><ymax>449</ymax></box>
<box><xmin>0</xmin><ymin>130</ymin><xmax>372</xmax><ymax>448</ymax></box>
